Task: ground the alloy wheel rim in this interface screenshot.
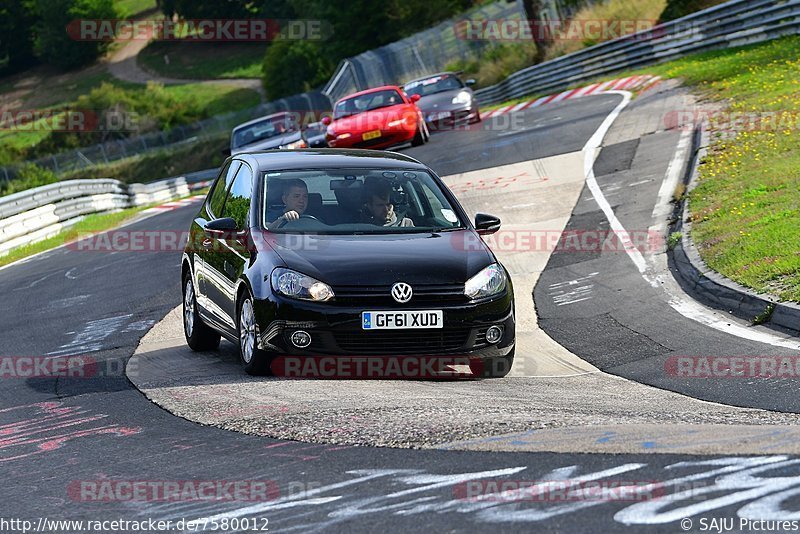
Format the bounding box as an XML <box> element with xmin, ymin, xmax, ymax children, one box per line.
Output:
<box><xmin>184</xmin><ymin>279</ymin><xmax>194</xmax><ymax>338</ymax></box>
<box><xmin>240</xmin><ymin>299</ymin><xmax>256</xmax><ymax>364</ymax></box>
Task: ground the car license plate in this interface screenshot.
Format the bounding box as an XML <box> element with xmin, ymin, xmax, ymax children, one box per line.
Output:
<box><xmin>428</xmin><ymin>111</ymin><xmax>450</xmax><ymax>121</ymax></box>
<box><xmin>362</xmin><ymin>130</ymin><xmax>381</xmax><ymax>141</ymax></box>
<box><xmin>362</xmin><ymin>311</ymin><xmax>443</xmax><ymax>330</ymax></box>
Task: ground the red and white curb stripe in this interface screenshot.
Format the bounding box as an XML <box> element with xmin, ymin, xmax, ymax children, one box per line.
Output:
<box><xmin>480</xmin><ymin>75</ymin><xmax>662</xmax><ymax>119</ymax></box>
<box><xmin>141</xmin><ymin>195</ymin><xmax>205</xmax><ymax>214</ymax></box>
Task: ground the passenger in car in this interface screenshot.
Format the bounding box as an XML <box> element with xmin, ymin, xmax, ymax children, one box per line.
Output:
<box><xmin>362</xmin><ymin>181</ymin><xmax>414</xmax><ymax>227</ymax></box>
<box><xmin>268</xmin><ymin>178</ymin><xmax>308</xmax><ymax>229</ymax></box>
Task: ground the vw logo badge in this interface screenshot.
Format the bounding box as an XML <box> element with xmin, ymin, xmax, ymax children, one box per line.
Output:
<box><xmin>391</xmin><ymin>282</ymin><xmax>413</xmax><ymax>303</ymax></box>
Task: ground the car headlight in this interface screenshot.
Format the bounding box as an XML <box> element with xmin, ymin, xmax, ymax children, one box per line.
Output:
<box><xmin>464</xmin><ymin>264</ymin><xmax>506</xmax><ymax>300</ymax></box>
<box><xmin>271</xmin><ymin>268</ymin><xmax>334</xmax><ymax>302</ymax></box>
<box><xmin>281</xmin><ymin>139</ymin><xmax>307</xmax><ymax>150</ymax></box>
<box><xmin>451</xmin><ymin>91</ymin><xmax>472</xmax><ymax>105</ymax></box>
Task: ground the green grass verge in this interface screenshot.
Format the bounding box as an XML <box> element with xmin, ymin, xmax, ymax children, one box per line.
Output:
<box><xmin>138</xmin><ymin>41</ymin><xmax>266</xmax><ymax>80</ymax></box>
<box><xmin>641</xmin><ymin>36</ymin><xmax>800</xmax><ymax>302</ymax></box>
<box><xmin>0</xmin><ymin>205</ymin><xmax>148</xmax><ymax>268</ymax></box>
<box><xmin>114</xmin><ymin>0</ymin><xmax>157</xmax><ymax>18</ymax></box>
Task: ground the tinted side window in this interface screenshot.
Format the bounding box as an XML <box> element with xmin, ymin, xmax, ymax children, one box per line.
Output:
<box><xmin>207</xmin><ymin>161</ymin><xmax>242</xmax><ymax>218</ymax></box>
<box><xmin>223</xmin><ymin>164</ymin><xmax>253</xmax><ymax>229</ymax></box>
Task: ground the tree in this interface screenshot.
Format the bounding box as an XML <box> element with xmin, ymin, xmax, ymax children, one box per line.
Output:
<box><xmin>261</xmin><ymin>38</ymin><xmax>332</xmax><ymax>100</ymax></box>
<box><xmin>521</xmin><ymin>0</ymin><xmax>549</xmax><ymax>64</ymax></box>
<box><xmin>0</xmin><ymin>0</ymin><xmax>37</xmax><ymax>74</ymax></box>
<box><xmin>34</xmin><ymin>0</ymin><xmax>118</xmax><ymax>70</ymax></box>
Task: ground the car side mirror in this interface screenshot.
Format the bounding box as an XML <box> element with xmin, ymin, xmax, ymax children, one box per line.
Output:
<box><xmin>410</xmin><ymin>94</ymin><xmax>421</xmax><ymax>102</ymax></box>
<box><xmin>474</xmin><ymin>213</ymin><xmax>501</xmax><ymax>235</ymax></box>
<box><xmin>465</xmin><ymin>79</ymin><xmax>476</xmax><ymax>86</ymax></box>
<box><xmin>321</xmin><ymin>116</ymin><xmax>332</xmax><ymax>125</ymax></box>
<box><xmin>204</xmin><ymin>217</ymin><xmax>238</xmax><ymax>233</ymax></box>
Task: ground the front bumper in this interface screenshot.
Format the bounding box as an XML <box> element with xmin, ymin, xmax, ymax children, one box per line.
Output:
<box><xmin>327</xmin><ymin>127</ymin><xmax>417</xmax><ymax>150</ymax></box>
<box><xmin>253</xmin><ymin>290</ymin><xmax>515</xmax><ymax>359</ymax></box>
<box><xmin>425</xmin><ymin>105</ymin><xmax>481</xmax><ymax>130</ymax></box>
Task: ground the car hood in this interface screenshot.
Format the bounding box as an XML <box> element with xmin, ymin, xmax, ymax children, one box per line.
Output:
<box><xmin>232</xmin><ymin>131</ymin><xmax>302</xmax><ymax>154</ymax></box>
<box><xmin>331</xmin><ymin>104</ymin><xmax>413</xmax><ymax>132</ymax></box>
<box><xmin>266</xmin><ymin>230</ymin><xmax>494</xmax><ymax>287</ymax></box>
<box><xmin>417</xmin><ymin>89</ymin><xmax>469</xmax><ymax>112</ymax></box>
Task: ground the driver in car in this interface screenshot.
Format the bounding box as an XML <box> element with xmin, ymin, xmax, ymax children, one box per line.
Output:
<box><xmin>362</xmin><ymin>181</ymin><xmax>414</xmax><ymax>227</ymax></box>
<box><xmin>268</xmin><ymin>178</ymin><xmax>308</xmax><ymax>229</ymax></box>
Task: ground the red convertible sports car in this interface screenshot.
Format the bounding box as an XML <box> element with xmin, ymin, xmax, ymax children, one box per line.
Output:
<box><xmin>323</xmin><ymin>86</ymin><xmax>430</xmax><ymax>149</ymax></box>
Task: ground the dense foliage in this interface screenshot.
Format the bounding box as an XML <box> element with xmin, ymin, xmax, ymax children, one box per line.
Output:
<box><xmin>0</xmin><ymin>0</ymin><xmax>118</xmax><ymax>73</ymax></box>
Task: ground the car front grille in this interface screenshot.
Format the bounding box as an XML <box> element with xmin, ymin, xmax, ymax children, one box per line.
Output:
<box><xmin>332</xmin><ymin>284</ymin><xmax>467</xmax><ymax>306</ymax></box>
<box><xmin>333</xmin><ymin>328</ymin><xmax>471</xmax><ymax>355</ymax></box>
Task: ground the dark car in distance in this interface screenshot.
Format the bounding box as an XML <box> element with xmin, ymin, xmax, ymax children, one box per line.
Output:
<box><xmin>402</xmin><ymin>72</ymin><xmax>480</xmax><ymax>130</ymax></box>
<box><xmin>230</xmin><ymin>112</ymin><xmax>306</xmax><ymax>155</ymax></box>
<box><xmin>181</xmin><ymin>149</ymin><xmax>515</xmax><ymax>377</ymax></box>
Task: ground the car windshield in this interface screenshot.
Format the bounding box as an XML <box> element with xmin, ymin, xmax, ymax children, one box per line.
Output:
<box><xmin>404</xmin><ymin>75</ymin><xmax>464</xmax><ymax>97</ymax></box>
<box><xmin>232</xmin><ymin>114</ymin><xmax>298</xmax><ymax>148</ymax></box>
<box><xmin>263</xmin><ymin>168</ymin><xmax>465</xmax><ymax>234</ymax></box>
<box><xmin>334</xmin><ymin>90</ymin><xmax>404</xmax><ymax>119</ymax></box>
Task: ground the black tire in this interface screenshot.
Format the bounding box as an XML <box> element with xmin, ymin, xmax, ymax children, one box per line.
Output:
<box><xmin>182</xmin><ymin>274</ymin><xmax>221</xmax><ymax>352</ymax></box>
<box><xmin>237</xmin><ymin>293</ymin><xmax>274</xmax><ymax>376</ymax></box>
<box><xmin>411</xmin><ymin>122</ymin><xmax>427</xmax><ymax>146</ymax></box>
<box><xmin>471</xmin><ymin>348</ymin><xmax>515</xmax><ymax>378</ymax></box>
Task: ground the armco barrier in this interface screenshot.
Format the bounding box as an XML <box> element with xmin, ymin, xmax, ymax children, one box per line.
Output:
<box><xmin>474</xmin><ymin>0</ymin><xmax>800</xmax><ymax>105</ymax></box>
<box><xmin>0</xmin><ymin>169</ymin><xmax>216</xmax><ymax>257</ymax></box>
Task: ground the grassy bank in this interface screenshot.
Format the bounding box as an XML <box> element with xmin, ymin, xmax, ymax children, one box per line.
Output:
<box><xmin>60</xmin><ymin>135</ymin><xmax>228</xmax><ymax>183</ymax></box>
<box><xmin>641</xmin><ymin>36</ymin><xmax>800</xmax><ymax>302</ymax></box>
<box><xmin>138</xmin><ymin>41</ymin><xmax>265</xmax><ymax>79</ymax></box>
<box><xmin>0</xmin><ymin>70</ymin><xmax>259</xmax><ymax>166</ymax></box>
<box><xmin>0</xmin><ymin>134</ymin><xmax>226</xmax><ymax>196</ymax></box>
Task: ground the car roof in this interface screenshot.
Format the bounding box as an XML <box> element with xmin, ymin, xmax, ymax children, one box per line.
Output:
<box><xmin>402</xmin><ymin>72</ymin><xmax>460</xmax><ymax>86</ymax></box>
<box><xmin>335</xmin><ymin>85</ymin><xmax>403</xmax><ymax>103</ymax></box>
<box><xmin>233</xmin><ymin>112</ymin><xmax>292</xmax><ymax>132</ymax></box>
<box><xmin>233</xmin><ymin>149</ymin><xmax>428</xmax><ymax>173</ymax></box>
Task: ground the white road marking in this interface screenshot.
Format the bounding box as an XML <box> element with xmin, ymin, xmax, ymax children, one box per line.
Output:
<box><xmin>582</xmin><ymin>90</ymin><xmax>653</xmax><ymax>282</ymax></box>
<box><xmin>651</xmin><ymin>127</ymin><xmax>694</xmax><ymax>228</ymax></box>
<box><xmin>628</xmin><ymin>180</ymin><xmax>651</xmax><ymax>187</ymax></box>
<box><xmin>584</xmin><ymin>91</ymin><xmax>800</xmax><ymax>350</ymax></box>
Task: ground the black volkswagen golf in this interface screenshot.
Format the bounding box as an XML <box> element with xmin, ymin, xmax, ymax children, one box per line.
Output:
<box><xmin>181</xmin><ymin>149</ymin><xmax>515</xmax><ymax>377</ymax></box>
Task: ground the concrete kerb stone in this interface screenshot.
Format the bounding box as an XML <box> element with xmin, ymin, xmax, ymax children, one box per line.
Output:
<box><xmin>668</xmin><ymin>123</ymin><xmax>800</xmax><ymax>334</ymax></box>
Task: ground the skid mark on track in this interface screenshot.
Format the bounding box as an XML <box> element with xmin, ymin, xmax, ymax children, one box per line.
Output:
<box><xmin>47</xmin><ymin>314</ymin><xmax>133</xmax><ymax>356</ymax></box>
<box><xmin>0</xmin><ymin>402</ymin><xmax>140</xmax><ymax>463</ymax></box>
<box><xmin>548</xmin><ymin>273</ymin><xmax>599</xmax><ymax>306</ymax></box>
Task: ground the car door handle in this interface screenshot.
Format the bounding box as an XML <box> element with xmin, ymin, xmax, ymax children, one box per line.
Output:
<box><xmin>202</xmin><ymin>238</ymin><xmax>213</xmax><ymax>248</ymax></box>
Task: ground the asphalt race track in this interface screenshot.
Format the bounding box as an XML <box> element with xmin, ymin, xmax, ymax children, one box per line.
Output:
<box><xmin>4</xmin><ymin>84</ymin><xmax>800</xmax><ymax>532</ymax></box>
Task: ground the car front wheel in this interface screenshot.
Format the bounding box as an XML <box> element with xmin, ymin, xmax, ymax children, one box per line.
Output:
<box><xmin>411</xmin><ymin>121</ymin><xmax>429</xmax><ymax>146</ymax></box>
<box><xmin>238</xmin><ymin>294</ymin><xmax>274</xmax><ymax>375</ymax></box>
